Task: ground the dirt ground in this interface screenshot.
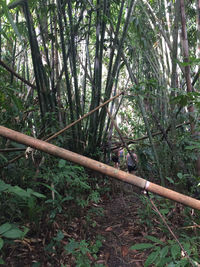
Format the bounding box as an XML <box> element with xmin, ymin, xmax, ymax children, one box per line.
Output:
<box><xmin>2</xmin><ymin>182</ymin><xmax>198</xmax><ymax>267</ymax></box>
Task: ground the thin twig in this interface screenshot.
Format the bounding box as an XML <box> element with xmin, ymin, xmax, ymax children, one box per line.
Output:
<box><xmin>146</xmin><ymin>193</ymin><xmax>195</xmax><ymax>267</ymax></box>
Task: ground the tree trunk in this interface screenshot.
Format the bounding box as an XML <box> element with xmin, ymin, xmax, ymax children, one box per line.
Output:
<box><xmin>180</xmin><ymin>0</ymin><xmax>200</xmax><ymax>176</ymax></box>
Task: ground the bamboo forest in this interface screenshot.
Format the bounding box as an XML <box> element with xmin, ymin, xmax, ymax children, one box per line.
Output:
<box><xmin>0</xmin><ymin>0</ymin><xmax>200</xmax><ymax>266</ymax></box>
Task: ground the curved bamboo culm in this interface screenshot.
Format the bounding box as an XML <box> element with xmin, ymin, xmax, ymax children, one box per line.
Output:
<box><xmin>0</xmin><ymin>126</ymin><xmax>200</xmax><ymax>210</ymax></box>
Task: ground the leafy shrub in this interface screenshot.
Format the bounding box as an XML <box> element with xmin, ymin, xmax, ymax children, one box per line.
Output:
<box><xmin>64</xmin><ymin>236</ymin><xmax>104</xmax><ymax>267</ymax></box>
<box><xmin>130</xmin><ymin>234</ymin><xmax>200</xmax><ymax>266</ymax></box>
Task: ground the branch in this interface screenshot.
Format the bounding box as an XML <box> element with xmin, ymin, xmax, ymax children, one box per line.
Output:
<box><xmin>0</xmin><ymin>59</ymin><xmax>36</xmax><ymax>89</ymax></box>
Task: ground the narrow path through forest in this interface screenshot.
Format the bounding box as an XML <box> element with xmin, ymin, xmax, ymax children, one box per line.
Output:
<box><xmin>4</xmin><ymin>182</ymin><xmax>193</xmax><ymax>267</ymax></box>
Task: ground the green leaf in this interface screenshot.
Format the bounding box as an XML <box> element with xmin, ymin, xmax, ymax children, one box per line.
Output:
<box><xmin>64</xmin><ymin>239</ymin><xmax>79</xmax><ymax>253</ymax></box>
<box><xmin>9</xmin><ymin>186</ymin><xmax>30</xmax><ymax>198</ymax></box>
<box><xmin>2</xmin><ymin>228</ymin><xmax>24</xmax><ymax>239</ymax></box>
<box><xmin>40</xmin><ymin>182</ymin><xmax>59</xmax><ymax>196</ymax></box>
<box><xmin>0</xmin><ymin>238</ymin><xmax>4</xmax><ymax>250</ymax></box>
<box><xmin>166</xmin><ymin>177</ymin><xmax>175</xmax><ymax>184</ymax></box>
<box><xmin>0</xmin><ymin>153</ymin><xmax>8</xmax><ymax>162</ymax></box>
<box><xmin>179</xmin><ymin>258</ymin><xmax>188</xmax><ymax>267</ymax></box>
<box><xmin>186</xmin><ymin>145</ymin><xmax>200</xmax><ymax>150</ymax></box>
<box><xmin>130</xmin><ymin>243</ymin><xmax>155</xmax><ymax>250</ymax></box>
<box><xmin>53</xmin><ymin>230</ymin><xmax>64</xmax><ymax>242</ymax></box>
<box><xmin>157</xmin><ymin>257</ymin><xmax>172</xmax><ymax>265</ymax></box>
<box><xmin>144</xmin><ymin>250</ymin><xmax>159</xmax><ymax>267</ymax></box>
<box><xmin>145</xmin><ymin>235</ymin><xmax>164</xmax><ymax>245</ymax></box>
<box><xmin>1</xmin><ymin>0</ymin><xmax>23</xmax><ymax>43</ymax></box>
<box><xmin>160</xmin><ymin>209</ymin><xmax>169</xmax><ymax>215</ymax></box>
<box><xmin>160</xmin><ymin>245</ymin><xmax>169</xmax><ymax>258</ymax></box>
<box><xmin>0</xmin><ymin>258</ymin><xmax>4</xmax><ymax>264</ymax></box>
<box><xmin>171</xmin><ymin>244</ymin><xmax>180</xmax><ymax>260</ymax></box>
<box><xmin>58</xmin><ymin>159</ymin><xmax>66</xmax><ymax>168</ymax></box>
<box><xmin>177</xmin><ymin>173</ymin><xmax>183</xmax><ymax>179</ymax></box>
<box><xmin>31</xmin><ymin>191</ymin><xmax>46</xmax><ymax>199</ymax></box>
<box><xmin>0</xmin><ymin>223</ymin><xmax>12</xmax><ymax>235</ymax></box>
<box><xmin>0</xmin><ymin>180</ymin><xmax>10</xmax><ymax>192</ymax></box>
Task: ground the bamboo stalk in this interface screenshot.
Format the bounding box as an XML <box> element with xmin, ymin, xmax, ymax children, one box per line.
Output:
<box><xmin>45</xmin><ymin>91</ymin><xmax>124</xmax><ymax>142</ymax></box>
<box><xmin>0</xmin><ymin>126</ymin><xmax>200</xmax><ymax>210</ymax></box>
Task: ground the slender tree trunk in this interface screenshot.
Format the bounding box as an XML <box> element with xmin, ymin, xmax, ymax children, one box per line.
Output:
<box><xmin>169</xmin><ymin>0</ymin><xmax>180</xmax><ymax>174</ymax></box>
<box><xmin>67</xmin><ymin>1</ymin><xmax>82</xmax><ymax>144</ymax></box>
<box><xmin>180</xmin><ymin>0</ymin><xmax>200</xmax><ymax>176</ymax></box>
<box><xmin>0</xmin><ymin>17</ymin><xmax>1</xmax><ymax>60</ymax></box>
<box><xmin>97</xmin><ymin>0</ymin><xmax>136</xmax><ymax>148</ymax></box>
<box><xmin>195</xmin><ymin>0</ymin><xmax>200</xmax><ymax>176</ymax></box>
<box><xmin>87</xmin><ymin>0</ymin><xmax>109</xmax><ymax>154</ymax></box>
<box><xmin>180</xmin><ymin>0</ymin><xmax>194</xmax><ymax>130</ymax></box>
<box><xmin>22</xmin><ymin>1</ymin><xmax>53</xmax><ymax>125</ymax></box>
<box><xmin>56</xmin><ymin>0</ymin><xmax>76</xmax><ymax>149</ymax></box>
<box><xmin>122</xmin><ymin>53</ymin><xmax>164</xmax><ymax>186</ymax></box>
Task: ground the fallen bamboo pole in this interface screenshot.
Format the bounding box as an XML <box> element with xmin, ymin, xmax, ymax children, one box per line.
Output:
<box><xmin>0</xmin><ymin>126</ymin><xmax>200</xmax><ymax>210</ymax></box>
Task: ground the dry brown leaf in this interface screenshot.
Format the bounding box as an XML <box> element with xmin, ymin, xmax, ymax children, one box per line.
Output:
<box><xmin>105</xmin><ymin>226</ymin><xmax>113</xmax><ymax>232</ymax></box>
<box><xmin>121</xmin><ymin>245</ymin><xmax>129</xmax><ymax>257</ymax></box>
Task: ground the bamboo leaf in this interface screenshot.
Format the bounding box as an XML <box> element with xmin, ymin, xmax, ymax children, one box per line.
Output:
<box><xmin>130</xmin><ymin>243</ymin><xmax>155</xmax><ymax>250</ymax></box>
<box><xmin>1</xmin><ymin>0</ymin><xmax>23</xmax><ymax>43</ymax></box>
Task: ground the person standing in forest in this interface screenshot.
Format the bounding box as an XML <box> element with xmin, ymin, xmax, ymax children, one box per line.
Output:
<box><xmin>126</xmin><ymin>149</ymin><xmax>138</xmax><ymax>175</ymax></box>
<box><xmin>111</xmin><ymin>148</ymin><xmax>119</xmax><ymax>169</ymax></box>
<box><xmin>119</xmin><ymin>148</ymin><xmax>124</xmax><ymax>162</ymax></box>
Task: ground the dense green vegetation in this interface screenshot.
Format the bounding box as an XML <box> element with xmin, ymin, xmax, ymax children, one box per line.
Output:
<box><xmin>0</xmin><ymin>0</ymin><xmax>200</xmax><ymax>265</ymax></box>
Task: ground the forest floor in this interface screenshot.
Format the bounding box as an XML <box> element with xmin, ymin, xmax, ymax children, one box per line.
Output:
<box><xmin>3</xmin><ymin>182</ymin><xmax>198</xmax><ymax>267</ymax></box>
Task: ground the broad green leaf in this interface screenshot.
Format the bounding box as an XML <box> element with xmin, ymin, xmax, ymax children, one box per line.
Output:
<box><xmin>31</xmin><ymin>191</ymin><xmax>46</xmax><ymax>199</ymax></box>
<box><xmin>130</xmin><ymin>243</ymin><xmax>155</xmax><ymax>250</ymax></box>
<box><xmin>157</xmin><ymin>257</ymin><xmax>172</xmax><ymax>265</ymax></box>
<box><xmin>177</xmin><ymin>173</ymin><xmax>183</xmax><ymax>179</ymax></box>
<box><xmin>2</xmin><ymin>228</ymin><xmax>24</xmax><ymax>239</ymax></box>
<box><xmin>0</xmin><ymin>180</ymin><xmax>10</xmax><ymax>192</ymax></box>
<box><xmin>0</xmin><ymin>223</ymin><xmax>12</xmax><ymax>235</ymax></box>
<box><xmin>160</xmin><ymin>209</ymin><xmax>169</xmax><ymax>215</ymax></box>
<box><xmin>179</xmin><ymin>258</ymin><xmax>188</xmax><ymax>267</ymax></box>
<box><xmin>186</xmin><ymin>145</ymin><xmax>200</xmax><ymax>150</ymax></box>
<box><xmin>0</xmin><ymin>258</ymin><xmax>4</xmax><ymax>264</ymax></box>
<box><xmin>145</xmin><ymin>235</ymin><xmax>164</xmax><ymax>245</ymax></box>
<box><xmin>167</xmin><ymin>263</ymin><xmax>179</xmax><ymax>267</ymax></box>
<box><xmin>40</xmin><ymin>182</ymin><xmax>59</xmax><ymax>196</ymax></box>
<box><xmin>9</xmin><ymin>186</ymin><xmax>30</xmax><ymax>198</ymax></box>
<box><xmin>159</xmin><ymin>245</ymin><xmax>169</xmax><ymax>258</ymax></box>
<box><xmin>144</xmin><ymin>251</ymin><xmax>159</xmax><ymax>267</ymax></box>
<box><xmin>182</xmin><ymin>242</ymin><xmax>191</xmax><ymax>255</ymax></box>
<box><xmin>171</xmin><ymin>244</ymin><xmax>180</xmax><ymax>260</ymax></box>
<box><xmin>166</xmin><ymin>177</ymin><xmax>175</xmax><ymax>184</ymax></box>
<box><xmin>0</xmin><ymin>238</ymin><xmax>4</xmax><ymax>250</ymax></box>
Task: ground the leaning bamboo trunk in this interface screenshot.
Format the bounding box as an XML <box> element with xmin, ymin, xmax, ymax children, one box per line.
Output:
<box><xmin>0</xmin><ymin>126</ymin><xmax>200</xmax><ymax>210</ymax></box>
